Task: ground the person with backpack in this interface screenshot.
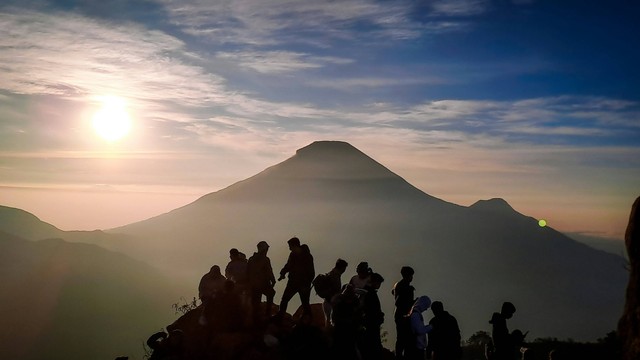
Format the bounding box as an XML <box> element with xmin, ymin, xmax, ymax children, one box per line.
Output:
<box><xmin>314</xmin><ymin>258</ymin><xmax>349</xmax><ymax>327</ymax></box>
<box><xmin>247</xmin><ymin>240</ymin><xmax>276</xmax><ymax>325</ymax></box>
<box><xmin>276</xmin><ymin>237</ymin><xmax>315</xmax><ymax>320</ymax></box>
<box><xmin>392</xmin><ymin>266</ymin><xmax>416</xmax><ymax>360</ymax></box>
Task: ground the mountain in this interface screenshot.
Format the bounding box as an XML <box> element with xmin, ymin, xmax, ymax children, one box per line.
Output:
<box><xmin>0</xmin><ymin>205</ymin><xmax>65</xmax><ymax>240</ymax></box>
<box><xmin>0</xmin><ymin>231</ymin><xmax>189</xmax><ymax>360</ymax></box>
<box><xmin>108</xmin><ymin>140</ymin><xmax>628</xmax><ymax>341</ymax></box>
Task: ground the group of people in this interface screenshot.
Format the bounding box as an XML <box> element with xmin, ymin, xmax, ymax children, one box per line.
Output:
<box><xmin>193</xmin><ymin>236</ymin><xmax>523</xmax><ymax>360</ymax></box>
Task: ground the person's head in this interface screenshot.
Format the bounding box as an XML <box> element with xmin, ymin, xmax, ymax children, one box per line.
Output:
<box><xmin>356</xmin><ymin>262</ymin><xmax>370</xmax><ymax>277</ymax></box>
<box><xmin>287</xmin><ymin>237</ymin><xmax>301</xmax><ymax>250</ymax></box>
<box><xmin>370</xmin><ymin>272</ymin><xmax>384</xmax><ymax>290</ymax></box>
<box><xmin>411</xmin><ymin>295</ymin><xmax>432</xmax><ymax>314</ymax></box>
<box><xmin>229</xmin><ymin>248</ymin><xmax>240</xmax><ymax>260</ymax></box>
<box><xmin>257</xmin><ymin>241</ymin><xmax>269</xmax><ymax>253</ymax></box>
<box><xmin>501</xmin><ymin>301</ymin><xmax>516</xmax><ymax>319</ymax></box>
<box><xmin>400</xmin><ymin>266</ymin><xmax>414</xmax><ymax>281</ymax></box>
<box><xmin>210</xmin><ymin>265</ymin><xmax>221</xmax><ymax>275</ymax></box>
<box><xmin>335</xmin><ymin>258</ymin><xmax>348</xmax><ymax>273</ymax></box>
<box><xmin>431</xmin><ymin>301</ymin><xmax>444</xmax><ymax>315</ymax></box>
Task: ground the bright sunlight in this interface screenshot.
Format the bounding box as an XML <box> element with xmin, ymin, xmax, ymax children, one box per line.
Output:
<box><xmin>92</xmin><ymin>96</ymin><xmax>132</xmax><ymax>142</ymax></box>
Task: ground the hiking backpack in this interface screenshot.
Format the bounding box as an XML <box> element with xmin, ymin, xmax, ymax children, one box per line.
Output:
<box><xmin>312</xmin><ymin>273</ymin><xmax>331</xmax><ymax>298</ymax></box>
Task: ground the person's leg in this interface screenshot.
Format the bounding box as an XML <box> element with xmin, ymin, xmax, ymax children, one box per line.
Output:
<box><xmin>278</xmin><ymin>280</ymin><xmax>296</xmax><ymax>315</ymax></box>
<box><xmin>264</xmin><ymin>286</ymin><xmax>275</xmax><ymax>317</ymax></box>
<box><xmin>322</xmin><ymin>299</ymin><xmax>332</xmax><ymax>327</ymax></box>
<box><xmin>298</xmin><ymin>283</ymin><xmax>312</xmax><ymax>316</ymax></box>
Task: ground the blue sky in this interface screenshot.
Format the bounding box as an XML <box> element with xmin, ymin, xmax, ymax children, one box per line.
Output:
<box><xmin>0</xmin><ymin>0</ymin><xmax>638</xmax><ymax>237</ymax></box>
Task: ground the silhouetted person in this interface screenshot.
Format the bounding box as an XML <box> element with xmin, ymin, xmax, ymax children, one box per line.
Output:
<box><xmin>225</xmin><ymin>248</ymin><xmax>248</xmax><ymax>286</ymax></box>
<box><xmin>277</xmin><ymin>237</ymin><xmax>315</xmax><ymax>319</ymax></box>
<box><xmin>208</xmin><ymin>279</ymin><xmax>244</xmax><ymax>332</ymax></box>
<box><xmin>349</xmin><ymin>261</ymin><xmax>372</xmax><ymax>292</ymax></box>
<box><xmin>488</xmin><ymin>302</ymin><xmax>516</xmax><ymax>360</ymax></box>
<box><xmin>198</xmin><ymin>265</ymin><xmax>226</xmax><ymax>302</ymax></box>
<box><xmin>392</xmin><ymin>266</ymin><xmax>416</xmax><ymax>360</ymax></box>
<box><xmin>408</xmin><ymin>295</ymin><xmax>433</xmax><ymax>360</ymax></box>
<box><xmin>427</xmin><ymin>301</ymin><xmax>461</xmax><ymax>360</ymax></box>
<box><xmin>360</xmin><ymin>272</ymin><xmax>385</xmax><ymax>360</ymax></box>
<box><xmin>247</xmin><ymin>240</ymin><xmax>276</xmax><ymax>324</ymax></box>
<box><xmin>331</xmin><ymin>284</ymin><xmax>363</xmax><ymax>360</ymax></box>
<box><xmin>321</xmin><ymin>258</ymin><xmax>349</xmax><ymax>327</ymax></box>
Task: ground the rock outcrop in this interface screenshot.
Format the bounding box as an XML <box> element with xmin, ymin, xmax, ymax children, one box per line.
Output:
<box><xmin>619</xmin><ymin>196</ymin><xmax>640</xmax><ymax>360</ymax></box>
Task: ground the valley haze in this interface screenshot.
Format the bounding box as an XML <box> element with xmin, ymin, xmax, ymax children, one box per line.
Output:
<box><xmin>0</xmin><ymin>141</ymin><xmax>628</xmax><ymax>360</ymax></box>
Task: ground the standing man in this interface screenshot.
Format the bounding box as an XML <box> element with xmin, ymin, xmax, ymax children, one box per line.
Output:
<box><xmin>321</xmin><ymin>258</ymin><xmax>349</xmax><ymax>327</ymax></box>
<box><xmin>276</xmin><ymin>237</ymin><xmax>315</xmax><ymax>319</ymax></box>
<box><xmin>247</xmin><ymin>241</ymin><xmax>276</xmax><ymax>325</ymax></box>
<box><xmin>392</xmin><ymin>266</ymin><xmax>416</xmax><ymax>360</ymax></box>
<box><xmin>488</xmin><ymin>302</ymin><xmax>516</xmax><ymax>360</ymax></box>
<box><xmin>427</xmin><ymin>301</ymin><xmax>461</xmax><ymax>360</ymax></box>
<box><xmin>360</xmin><ymin>273</ymin><xmax>386</xmax><ymax>360</ymax></box>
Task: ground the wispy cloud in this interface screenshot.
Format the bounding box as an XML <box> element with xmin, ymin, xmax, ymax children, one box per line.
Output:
<box><xmin>215</xmin><ymin>50</ymin><xmax>354</xmax><ymax>74</ymax></box>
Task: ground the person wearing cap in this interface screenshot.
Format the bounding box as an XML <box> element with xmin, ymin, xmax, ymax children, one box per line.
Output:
<box><xmin>247</xmin><ymin>241</ymin><xmax>276</xmax><ymax>324</ymax></box>
<box><xmin>276</xmin><ymin>236</ymin><xmax>315</xmax><ymax>319</ymax></box>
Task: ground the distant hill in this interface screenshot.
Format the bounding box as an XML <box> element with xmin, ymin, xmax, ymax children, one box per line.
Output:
<box><xmin>108</xmin><ymin>140</ymin><xmax>628</xmax><ymax>341</ymax></box>
<box><xmin>0</xmin><ymin>232</ymin><xmax>189</xmax><ymax>360</ymax></box>
<box><xmin>0</xmin><ymin>205</ymin><xmax>64</xmax><ymax>240</ymax></box>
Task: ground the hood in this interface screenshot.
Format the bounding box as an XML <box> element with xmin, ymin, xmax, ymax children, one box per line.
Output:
<box><xmin>411</xmin><ymin>295</ymin><xmax>432</xmax><ymax>313</ymax></box>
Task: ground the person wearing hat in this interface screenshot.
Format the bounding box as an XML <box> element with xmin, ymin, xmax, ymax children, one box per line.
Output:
<box><xmin>276</xmin><ymin>236</ymin><xmax>315</xmax><ymax>320</ymax></box>
<box><xmin>247</xmin><ymin>241</ymin><xmax>276</xmax><ymax>324</ymax></box>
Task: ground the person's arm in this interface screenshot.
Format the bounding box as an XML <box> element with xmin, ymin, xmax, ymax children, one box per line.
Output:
<box><xmin>278</xmin><ymin>254</ymin><xmax>291</xmax><ymax>280</ymax></box>
<box><xmin>410</xmin><ymin>313</ymin><xmax>433</xmax><ymax>335</ymax></box>
<box><xmin>267</xmin><ymin>258</ymin><xmax>276</xmax><ymax>285</ymax></box>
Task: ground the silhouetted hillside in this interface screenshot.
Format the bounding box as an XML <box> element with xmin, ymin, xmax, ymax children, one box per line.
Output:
<box><xmin>108</xmin><ymin>141</ymin><xmax>627</xmax><ymax>341</ymax></box>
<box><xmin>0</xmin><ymin>205</ymin><xmax>64</xmax><ymax>240</ymax></box>
<box><xmin>0</xmin><ymin>232</ymin><xmax>189</xmax><ymax>360</ymax></box>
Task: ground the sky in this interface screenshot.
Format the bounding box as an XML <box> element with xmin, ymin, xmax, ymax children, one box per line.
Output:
<box><xmin>0</xmin><ymin>0</ymin><xmax>638</xmax><ymax>240</ymax></box>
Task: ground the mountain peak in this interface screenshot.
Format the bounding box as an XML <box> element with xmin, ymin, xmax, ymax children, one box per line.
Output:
<box><xmin>295</xmin><ymin>140</ymin><xmax>360</xmax><ymax>157</ymax></box>
<box><xmin>469</xmin><ymin>198</ymin><xmax>516</xmax><ymax>213</ymax></box>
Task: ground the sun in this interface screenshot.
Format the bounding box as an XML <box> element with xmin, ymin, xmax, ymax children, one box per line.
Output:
<box><xmin>92</xmin><ymin>96</ymin><xmax>132</xmax><ymax>142</ymax></box>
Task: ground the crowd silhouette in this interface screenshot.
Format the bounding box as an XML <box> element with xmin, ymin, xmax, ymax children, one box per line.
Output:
<box><xmin>144</xmin><ymin>236</ymin><xmax>533</xmax><ymax>360</ymax></box>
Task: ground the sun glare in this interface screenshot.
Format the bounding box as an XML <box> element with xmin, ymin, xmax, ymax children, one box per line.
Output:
<box><xmin>92</xmin><ymin>96</ymin><xmax>132</xmax><ymax>142</ymax></box>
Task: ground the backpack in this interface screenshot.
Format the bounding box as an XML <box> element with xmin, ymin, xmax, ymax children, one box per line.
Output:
<box><xmin>312</xmin><ymin>273</ymin><xmax>331</xmax><ymax>299</ymax></box>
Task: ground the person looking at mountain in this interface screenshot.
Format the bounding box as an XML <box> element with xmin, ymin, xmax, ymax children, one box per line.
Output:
<box><xmin>276</xmin><ymin>237</ymin><xmax>315</xmax><ymax>320</ymax></box>
<box><xmin>360</xmin><ymin>272</ymin><xmax>385</xmax><ymax>360</ymax></box>
<box><xmin>225</xmin><ymin>248</ymin><xmax>248</xmax><ymax>285</ymax></box>
<box><xmin>427</xmin><ymin>301</ymin><xmax>461</xmax><ymax>360</ymax></box>
<box><xmin>316</xmin><ymin>258</ymin><xmax>349</xmax><ymax>327</ymax></box>
<box><xmin>487</xmin><ymin>302</ymin><xmax>517</xmax><ymax>360</ymax></box>
<box><xmin>198</xmin><ymin>265</ymin><xmax>226</xmax><ymax>302</ymax></box>
<box><xmin>247</xmin><ymin>240</ymin><xmax>276</xmax><ymax>325</ymax></box>
<box><xmin>392</xmin><ymin>266</ymin><xmax>416</xmax><ymax>360</ymax></box>
<box><xmin>408</xmin><ymin>295</ymin><xmax>433</xmax><ymax>360</ymax></box>
<box><xmin>330</xmin><ymin>284</ymin><xmax>363</xmax><ymax>360</ymax></box>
